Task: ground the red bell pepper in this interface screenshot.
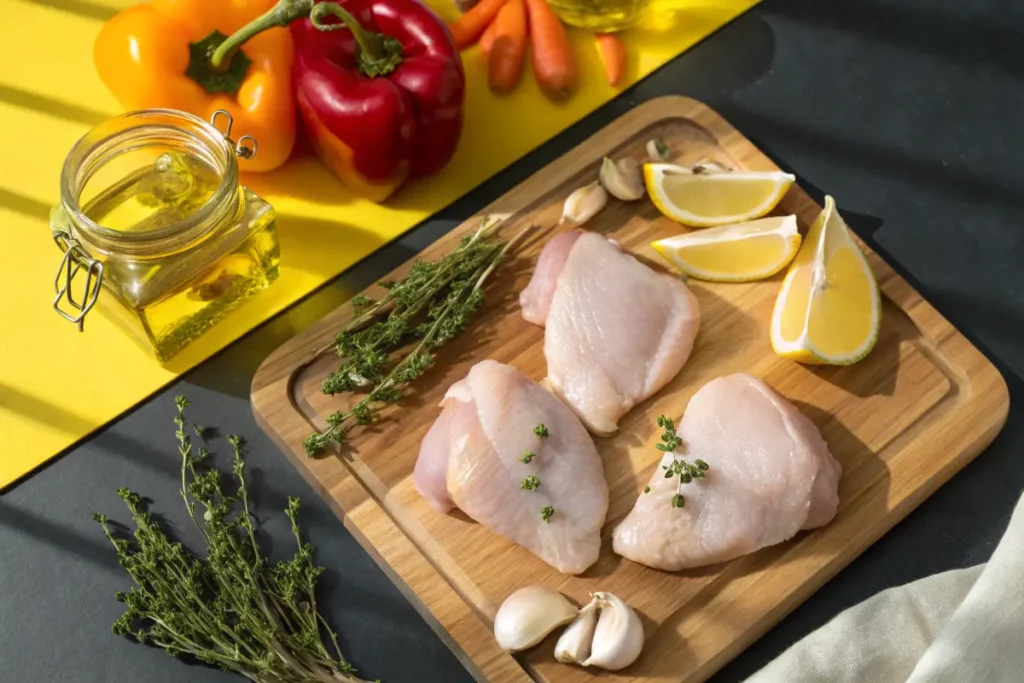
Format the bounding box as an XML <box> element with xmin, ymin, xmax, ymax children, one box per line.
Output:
<box><xmin>294</xmin><ymin>1</ymin><xmax>465</xmax><ymax>201</ymax></box>
<box><xmin>208</xmin><ymin>0</ymin><xmax>465</xmax><ymax>201</ymax></box>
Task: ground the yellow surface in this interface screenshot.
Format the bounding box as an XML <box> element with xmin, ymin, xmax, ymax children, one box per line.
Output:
<box><xmin>770</xmin><ymin>196</ymin><xmax>881</xmax><ymax>365</ymax></box>
<box><xmin>0</xmin><ymin>0</ymin><xmax>758</xmax><ymax>489</ymax></box>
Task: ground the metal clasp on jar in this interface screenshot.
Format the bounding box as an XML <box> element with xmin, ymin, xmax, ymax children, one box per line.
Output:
<box><xmin>52</xmin><ymin>109</ymin><xmax>259</xmax><ymax>331</ymax></box>
<box><xmin>52</xmin><ymin>230</ymin><xmax>103</xmax><ymax>331</ymax></box>
<box><xmin>210</xmin><ymin>109</ymin><xmax>258</xmax><ymax>160</ymax></box>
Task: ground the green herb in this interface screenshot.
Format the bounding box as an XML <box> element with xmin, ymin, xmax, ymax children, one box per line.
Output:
<box><xmin>540</xmin><ymin>506</ymin><xmax>555</xmax><ymax>523</ymax></box>
<box><xmin>655</xmin><ymin>414</ymin><xmax>709</xmax><ymax>509</ymax></box>
<box><xmin>533</xmin><ymin>424</ymin><xmax>549</xmax><ymax>439</ymax></box>
<box><xmin>193</xmin><ymin>424</ymin><xmax>206</xmax><ymax>439</ymax></box>
<box><xmin>520</xmin><ymin>450</ymin><xmax>536</xmax><ymax>464</ymax></box>
<box><xmin>655</xmin><ymin>415</ymin><xmax>683</xmax><ymax>452</ymax></box>
<box><xmin>350</xmin><ymin>294</ymin><xmax>374</xmax><ymax>310</ymax></box>
<box><xmin>521</xmin><ymin>475</ymin><xmax>541</xmax><ymax>491</ymax></box>
<box><xmin>644</xmin><ymin>485</ymin><xmax>650</xmax><ymax>494</ymax></box>
<box><xmin>94</xmin><ymin>396</ymin><xmax>374</xmax><ymax>683</ymax></box>
<box><xmin>304</xmin><ymin>217</ymin><xmax>534</xmax><ymax>457</ymax></box>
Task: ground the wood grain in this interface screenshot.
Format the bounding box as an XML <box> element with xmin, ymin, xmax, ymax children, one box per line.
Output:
<box><xmin>251</xmin><ymin>97</ymin><xmax>1009</xmax><ymax>683</ymax></box>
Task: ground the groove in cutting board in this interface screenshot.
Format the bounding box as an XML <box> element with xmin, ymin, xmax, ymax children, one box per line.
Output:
<box><xmin>252</xmin><ymin>97</ymin><xmax>1009</xmax><ymax>683</ymax></box>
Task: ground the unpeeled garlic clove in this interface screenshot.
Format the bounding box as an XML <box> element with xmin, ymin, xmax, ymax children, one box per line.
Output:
<box><xmin>599</xmin><ymin>157</ymin><xmax>645</xmax><ymax>201</ymax></box>
<box><xmin>581</xmin><ymin>592</ymin><xmax>644</xmax><ymax>671</ymax></box>
<box><xmin>554</xmin><ymin>597</ymin><xmax>599</xmax><ymax>664</ymax></box>
<box><xmin>493</xmin><ymin>586</ymin><xmax>578</xmax><ymax>653</ymax></box>
<box><xmin>647</xmin><ymin>137</ymin><xmax>671</xmax><ymax>161</ymax></box>
<box><xmin>692</xmin><ymin>158</ymin><xmax>731</xmax><ymax>174</ymax></box>
<box><xmin>560</xmin><ymin>182</ymin><xmax>607</xmax><ymax>226</ymax></box>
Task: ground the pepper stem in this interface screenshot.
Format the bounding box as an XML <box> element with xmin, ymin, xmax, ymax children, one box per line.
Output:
<box><xmin>311</xmin><ymin>3</ymin><xmax>383</xmax><ymax>60</ymax></box>
<box><xmin>210</xmin><ymin>0</ymin><xmax>315</xmax><ymax>70</ymax></box>
<box><xmin>311</xmin><ymin>2</ymin><xmax>404</xmax><ymax>77</ymax></box>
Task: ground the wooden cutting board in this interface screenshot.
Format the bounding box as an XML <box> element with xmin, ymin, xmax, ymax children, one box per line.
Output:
<box><xmin>251</xmin><ymin>96</ymin><xmax>1009</xmax><ymax>683</ymax></box>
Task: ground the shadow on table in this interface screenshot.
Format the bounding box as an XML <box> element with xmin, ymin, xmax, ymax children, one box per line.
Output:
<box><xmin>23</xmin><ymin>0</ymin><xmax>116</xmax><ymax>21</ymax></box>
<box><xmin>767</xmin><ymin>0</ymin><xmax>1024</xmax><ymax>81</ymax></box>
<box><xmin>0</xmin><ymin>84</ymin><xmax>108</xmax><ymax>127</ymax></box>
<box><xmin>0</xmin><ymin>384</ymin><xmax>96</xmax><ymax>435</ymax></box>
<box><xmin>0</xmin><ymin>502</ymin><xmax>120</xmax><ymax>570</ymax></box>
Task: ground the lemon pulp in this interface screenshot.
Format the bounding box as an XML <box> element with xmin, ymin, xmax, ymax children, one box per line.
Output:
<box><xmin>643</xmin><ymin>166</ymin><xmax>796</xmax><ymax>227</ymax></box>
<box><xmin>653</xmin><ymin>215</ymin><xmax>801</xmax><ymax>282</ymax></box>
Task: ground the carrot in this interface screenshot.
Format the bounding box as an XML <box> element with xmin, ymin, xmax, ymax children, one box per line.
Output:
<box><xmin>595</xmin><ymin>33</ymin><xmax>626</xmax><ymax>87</ymax></box>
<box><xmin>523</xmin><ymin>0</ymin><xmax>577</xmax><ymax>100</ymax></box>
<box><xmin>488</xmin><ymin>0</ymin><xmax>527</xmax><ymax>93</ymax></box>
<box><xmin>479</xmin><ymin>16</ymin><xmax>499</xmax><ymax>60</ymax></box>
<box><xmin>448</xmin><ymin>0</ymin><xmax>508</xmax><ymax>49</ymax></box>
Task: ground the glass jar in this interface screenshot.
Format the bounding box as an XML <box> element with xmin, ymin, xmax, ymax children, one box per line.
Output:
<box><xmin>50</xmin><ymin>109</ymin><xmax>280</xmax><ymax>362</ymax></box>
<box><xmin>547</xmin><ymin>0</ymin><xmax>648</xmax><ymax>32</ymax></box>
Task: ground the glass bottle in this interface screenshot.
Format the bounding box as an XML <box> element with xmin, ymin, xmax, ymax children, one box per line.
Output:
<box><xmin>50</xmin><ymin>109</ymin><xmax>280</xmax><ymax>362</ymax></box>
<box><xmin>546</xmin><ymin>0</ymin><xmax>649</xmax><ymax>32</ymax></box>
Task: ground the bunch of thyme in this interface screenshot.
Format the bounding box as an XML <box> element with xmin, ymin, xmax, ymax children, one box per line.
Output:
<box><xmin>304</xmin><ymin>216</ymin><xmax>532</xmax><ymax>457</ymax></box>
<box><xmin>644</xmin><ymin>415</ymin><xmax>709</xmax><ymax>508</ymax></box>
<box><xmin>93</xmin><ymin>396</ymin><xmax>373</xmax><ymax>683</ymax></box>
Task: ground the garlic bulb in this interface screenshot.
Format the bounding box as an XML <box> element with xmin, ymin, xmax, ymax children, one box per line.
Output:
<box><xmin>554</xmin><ymin>597</ymin><xmax>599</xmax><ymax>664</ymax></box>
<box><xmin>599</xmin><ymin>157</ymin><xmax>644</xmax><ymax>201</ymax></box>
<box><xmin>560</xmin><ymin>182</ymin><xmax>607</xmax><ymax>226</ymax></box>
<box><xmin>493</xmin><ymin>586</ymin><xmax>577</xmax><ymax>653</ymax></box>
<box><xmin>581</xmin><ymin>592</ymin><xmax>644</xmax><ymax>671</ymax></box>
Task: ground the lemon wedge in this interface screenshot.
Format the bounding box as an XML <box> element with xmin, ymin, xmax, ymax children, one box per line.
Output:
<box><xmin>644</xmin><ymin>164</ymin><xmax>796</xmax><ymax>227</ymax></box>
<box><xmin>652</xmin><ymin>215</ymin><xmax>801</xmax><ymax>282</ymax></box>
<box><xmin>770</xmin><ymin>196</ymin><xmax>881</xmax><ymax>365</ymax></box>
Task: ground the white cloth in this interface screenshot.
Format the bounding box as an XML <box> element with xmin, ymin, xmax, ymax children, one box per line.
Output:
<box><xmin>746</xmin><ymin>494</ymin><xmax>1024</xmax><ymax>683</ymax></box>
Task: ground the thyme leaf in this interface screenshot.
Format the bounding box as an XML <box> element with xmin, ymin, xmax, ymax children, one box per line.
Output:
<box><xmin>521</xmin><ymin>475</ymin><xmax>541</xmax><ymax>491</ymax></box>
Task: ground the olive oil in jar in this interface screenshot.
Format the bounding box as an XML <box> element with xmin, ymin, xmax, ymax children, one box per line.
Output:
<box><xmin>547</xmin><ymin>0</ymin><xmax>648</xmax><ymax>32</ymax></box>
<box><xmin>51</xmin><ymin>109</ymin><xmax>280</xmax><ymax>362</ymax></box>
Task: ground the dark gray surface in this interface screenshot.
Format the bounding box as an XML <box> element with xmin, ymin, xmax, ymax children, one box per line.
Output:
<box><xmin>3</xmin><ymin>1</ymin><xmax>1024</xmax><ymax>681</ymax></box>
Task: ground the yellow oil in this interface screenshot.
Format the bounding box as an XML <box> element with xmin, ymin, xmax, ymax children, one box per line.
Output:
<box><xmin>82</xmin><ymin>153</ymin><xmax>279</xmax><ymax>362</ymax></box>
<box><xmin>547</xmin><ymin>0</ymin><xmax>648</xmax><ymax>31</ymax></box>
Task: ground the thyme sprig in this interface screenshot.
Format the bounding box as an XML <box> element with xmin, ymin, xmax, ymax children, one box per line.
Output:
<box><xmin>652</xmin><ymin>415</ymin><xmax>709</xmax><ymax>509</ymax></box>
<box><xmin>304</xmin><ymin>216</ymin><xmax>533</xmax><ymax>457</ymax></box>
<box><xmin>93</xmin><ymin>397</ymin><xmax>374</xmax><ymax>683</ymax></box>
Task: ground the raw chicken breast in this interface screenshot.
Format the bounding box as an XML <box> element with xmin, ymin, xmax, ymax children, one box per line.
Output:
<box><xmin>613</xmin><ymin>374</ymin><xmax>841</xmax><ymax>571</ymax></box>
<box><xmin>414</xmin><ymin>360</ymin><xmax>609</xmax><ymax>574</ymax></box>
<box><xmin>520</xmin><ymin>230</ymin><xmax>701</xmax><ymax>435</ymax></box>
<box><xmin>520</xmin><ymin>230</ymin><xmax>582</xmax><ymax>325</ymax></box>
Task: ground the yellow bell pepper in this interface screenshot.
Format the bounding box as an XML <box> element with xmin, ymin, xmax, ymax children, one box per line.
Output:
<box><xmin>94</xmin><ymin>0</ymin><xmax>296</xmax><ymax>173</ymax></box>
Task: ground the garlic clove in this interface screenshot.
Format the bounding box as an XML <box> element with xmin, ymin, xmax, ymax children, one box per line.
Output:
<box><xmin>692</xmin><ymin>158</ymin><xmax>731</xmax><ymax>174</ymax></box>
<box><xmin>647</xmin><ymin>137</ymin><xmax>671</xmax><ymax>161</ymax></box>
<box><xmin>560</xmin><ymin>182</ymin><xmax>608</xmax><ymax>226</ymax></box>
<box><xmin>554</xmin><ymin>597</ymin><xmax>599</xmax><ymax>664</ymax></box>
<box><xmin>599</xmin><ymin>157</ymin><xmax>645</xmax><ymax>201</ymax></box>
<box><xmin>581</xmin><ymin>592</ymin><xmax>644</xmax><ymax>671</ymax></box>
<box><xmin>493</xmin><ymin>586</ymin><xmax>578</xmax><ymax>653</ymax></box>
